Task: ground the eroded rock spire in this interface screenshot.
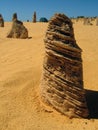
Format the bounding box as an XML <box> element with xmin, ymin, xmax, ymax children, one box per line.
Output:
<box><xmin>7</xmin><ymin>13</ymin><xmax>28</xmax><ymax>39</ymax></box>
<box><xmin>40</xmin><ymin>13</ymin><xmax>89</xmax><ymax>118</ymax></box>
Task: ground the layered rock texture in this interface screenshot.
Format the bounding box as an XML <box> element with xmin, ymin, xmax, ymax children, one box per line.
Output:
<box><xmin>7</xmin><ymin>14</ymin><xmax>28</xmax><ymax>39</ymax></box>
<box><xmin>0</xmin><ymin>14</ymin><xmax>4</xmax><ymax>27</ymax></box>
<box><xmin>40</xmin><ymin>13</ymin><xmax>89</xmax><ymax>118</ymax></box>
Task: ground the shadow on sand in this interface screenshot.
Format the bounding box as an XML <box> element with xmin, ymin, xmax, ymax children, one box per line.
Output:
<box><xmin>86</xmin><ymin>89</ymin><xmax>98</xmax><ymax>119</ymax></box>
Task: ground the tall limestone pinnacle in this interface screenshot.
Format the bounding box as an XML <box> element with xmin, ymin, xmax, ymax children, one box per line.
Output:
<box><xmin>33</xmin><ymin>11</ymin><xmax>37</xmax><ymax>23</ymax></box>
<box><xmin>40</xmin><ymin>13</ymin><xmax>89</xmax><ymax>118</ymax></box>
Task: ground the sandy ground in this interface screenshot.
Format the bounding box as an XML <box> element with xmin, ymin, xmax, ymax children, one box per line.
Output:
<box><xmin>0</xmin><ymin>21</ymin><xmax>98</xmax><ymax>130</ymax></box>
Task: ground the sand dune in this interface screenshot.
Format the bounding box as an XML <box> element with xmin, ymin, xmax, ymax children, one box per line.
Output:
<box><xmin>0</xmin><ymin>22</ymin><xmax>98</xmax><ymax>130</ymax></box>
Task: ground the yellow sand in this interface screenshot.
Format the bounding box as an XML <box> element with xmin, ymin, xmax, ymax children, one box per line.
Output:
<box><xmin>0</xmin><ymin>21</ymin><xmax>98</xmax><ymax>130</ymax></box>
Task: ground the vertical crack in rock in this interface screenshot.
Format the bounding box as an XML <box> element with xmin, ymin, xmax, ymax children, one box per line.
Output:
<box><xmin>40</xmin><ymin>13</ymin><xmax>89</xmax><ymax>118</ymax></box>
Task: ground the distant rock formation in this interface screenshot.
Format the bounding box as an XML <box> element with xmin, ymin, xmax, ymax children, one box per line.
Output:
<box><xmin>83</xmin><ymin>18</ymin><xmax>92</xmax><ymax>25</ymax></box>
<box><xmin>40</xmin><ymin>13</ymin><xmax>89</xmax><ymax>118</ymax></box>
<box><xmin>0</xmin><ymin>14</ymin><xmax>4</xmax><ymax>27</ymax></box>
<box><xmin>96</xmin><ymin>17</ymin><xmax>98</xmax><ymax>26</ymax></box>
<box><xmin>7</xmin><ymin>13</ymin><xmax>28</xmax><ymax>39</ymax></box>
<box><xmin>33</xmin><ymin>11</ymin><xmax>37</xmax><ymax>23</ymax></box>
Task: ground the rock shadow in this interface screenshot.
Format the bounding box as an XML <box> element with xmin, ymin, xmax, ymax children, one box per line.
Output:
<box><xmin>28</xmin><ymin>37</ymin><xmax>32</xmax><ymax>39</ymax></box>
<box><xmin>86</xmin><ymin>89</ymin><xmax>98</xmax><ymax>119</ymax></box>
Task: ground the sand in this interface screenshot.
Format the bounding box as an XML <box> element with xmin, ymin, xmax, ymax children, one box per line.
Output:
<box><xmin>0</xmin><ymin>21</ymin><xmax>98</xmax><ymax>130</ymax></box>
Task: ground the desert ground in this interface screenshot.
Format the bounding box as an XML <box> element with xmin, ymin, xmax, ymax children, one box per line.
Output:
<box><xmin>0</xmin><ymin>20</ymin><xmax>98</xmax><ymax>130</ymax></box>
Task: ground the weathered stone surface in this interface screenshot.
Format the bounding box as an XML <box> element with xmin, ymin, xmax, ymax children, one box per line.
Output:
<box><xmin>0</xmin><ymin>14</ymin><xmax>4</xmax><ymax>27</ymax></box>
<box><xmin>7</xmin><ymin>14</ymin><xmax>28</xmax><ymax>39</ymax></box>
<box><xmin>40</xmin><ymin>13</ymin><xmax>89</xmax><ymax>118</ymax></box>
